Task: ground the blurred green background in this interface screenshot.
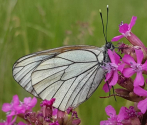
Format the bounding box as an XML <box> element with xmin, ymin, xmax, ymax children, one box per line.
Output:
<box><xmin>1</xmin><ymin>0</ymin><xmax>147</xmax><ymax>124</ymax></box>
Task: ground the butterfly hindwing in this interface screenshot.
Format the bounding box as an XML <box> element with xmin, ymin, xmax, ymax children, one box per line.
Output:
<box><xmin>31</xmin><ymin>46</ymin><xmax>105</xmax><ymax>111</ymax></box>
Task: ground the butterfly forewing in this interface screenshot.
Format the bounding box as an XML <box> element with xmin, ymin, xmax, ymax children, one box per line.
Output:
<box><xmin>29</xmin><ymin>46</ymin><xmax>105</xmax><ymax>111</ymax></box>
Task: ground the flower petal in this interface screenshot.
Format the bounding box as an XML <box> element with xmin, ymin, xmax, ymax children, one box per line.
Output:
<box><xmin>111</xmin><ymin>35</ymin><xmax>124</xmax><ymax>42</ymax></box>
<box><xmin>23</xmin><ymin>97</ymin><xmax>31</xmax><ymax>104</ymax></box>
<box><xmin>105</xmin><ymin>105</ymin><xmax>116</xmax><ymax>117</ymax></box>
<box><xmin>109</xmin><ymin>71</ymin><xmax>118</xmax><ymax>86</ymax></box>
<box><xmin>7</xmin><ymin>110</ymin><xmax>16</xmax><ymax>117</ymax></box>
<box><xmin>105</xmin><ymin>71</ymin><xmax>113</xmax><ymax>81</ymax></box>
<box><xmin>137</xmin><ymin>98</ymin><xmax>147</xmax><ymax>114</ymax></box>
<box><xmin>108</xmin><ymin>49</ymin><xmax>115</xmax><ymax>63</ymax></box>
<box><xmin>102</xmin><ymin>83</ymin><xmax>112</xmax><ymax>93</ymax></box>
<box><xmin>119</xmin><ymin>23</ymin><xmax>129</xmax><ymax>33</ymax></box>
<box><xmin>122</xmin><ymin>54</ymin><xmax>136</xmax><ymax>65</ymax></box>
<box><xmin>29</xmin><ymin>97</ymin><xmax>37</xmax><ymax>107</ymax></box>
<box><xmin>117</xmin><ymin>107</ymin><xmax>127</xmax><ymax>121</ymax></box>
<box><xmin>129</xmin><ymin>16</ymin><xmax>137</xmax><ymax>30</ymax></box>
<box><xmin>123</xmin><ymin>68</ymin><xmax>136</xmax><ymax>78</ymax></box>
<box><xmin>134</xmin><ymin>72</ymin><xmax>144</xmax><ymax>87</ymax></box>
<box><xmin>2</xmin><ymin>103</ymin><xmax>12</xmax><ymax>112</ymax></box>
<box><xmin>12</xmin><ymin>95</ymin><xmax>20</xmax><ymax>106</ymax></box>
<box><xmin>135</xmin><ymin>49</ymin><xmax>143</xmax><ymax>64</ymax></box>
<box><xmin>113</xmin><ymin>52</ymin><xmax>121</xmax><ymax>64</ymax></box>
<box><xmin>134</xmin><ymin>86</ymin><xmax>147</xmax><ymax>96</ymax></box>
<box><xmin>118</xmin><ymin>63</ymin><xmax>125</xmax><ymax>72</ymax></box>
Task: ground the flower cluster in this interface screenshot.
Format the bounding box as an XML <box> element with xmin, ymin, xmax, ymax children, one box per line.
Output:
<box><xmin>0</xmin><ymin>95</ymin><xmax>81</xmax><ymax>125</ymax></box>
<box><xmin>101</xmin><ymin>16</ymin><xmax>147</xmax><ymax>124</ymax></box>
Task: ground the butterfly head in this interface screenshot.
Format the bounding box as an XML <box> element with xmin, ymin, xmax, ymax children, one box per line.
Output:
<box><xmin>106</xmin><ymin>42</ymin><xmax>114</xmax><ymax>51</ymax></box>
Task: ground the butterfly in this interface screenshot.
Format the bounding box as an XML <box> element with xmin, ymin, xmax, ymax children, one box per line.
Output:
<box><xmin>12</xmin><ymin>5</ymin><xmax>113</xmax><ymax>111</ymax></box>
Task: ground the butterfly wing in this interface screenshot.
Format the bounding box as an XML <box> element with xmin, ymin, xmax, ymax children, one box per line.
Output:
<box><xmin>12</xmin><ymin>45</ymin><xmax>103</xmax><ymax>97</ymax></box>
<box><xmin>31</xmin><ymin>46</ymin><xmax>106</xmax><ymax>111</ymax></box>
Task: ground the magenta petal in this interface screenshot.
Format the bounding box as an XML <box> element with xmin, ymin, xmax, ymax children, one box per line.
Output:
<box><xmin>102</xmin><ymin>83</ymin><xmax>112</xmax><ymax>93</ymax></box>
<box><xmin>142</xmin><ymin>60</ymin><xmax>147</xmax><ymax>71</ymax></box>
<box><xmin>109</xmin><ymin>71</ymin><xmax>118</xmax><ymax>86</ymax></box>
<box><xmin>117</xmin><ymin>107</ymin><xmax>127</xmax><ymax>121</ymax></box>
<box><xmin>108</xmin><ymin>49</ymin><xmax>115</xmax><ymax>63</ymax></box>
<box><xmin>118</xmin><ymin>63</ymin><xmax>125</xmax><ymax>72</ymax></box>
<box><xmin>122</xmin><ymin>54</ymin><xmax>136</xmax><ymax>65</ymax></box>
<box><xmin>7</xmin><ymin>110</ymin><xmax>16</xmax><ymax>117</ymax></box>
<box><xmin>134</xmin><ymin>86</ymin><xmax>147</xmax><ymax>96</ymax></box>
<box><xmin>137</xmin><ymin>98</ymin><xmax>147</xmax><ymax>114</ymax></box>
<box><xmin>105</xmin><ymin>71</ymin><xmax>113</xmax><ymax>81</ymax></box>
<box><xmin>100</xmin><ymin>121</ymin><xmax>106</xmax><ymax>125</ymax></box>
<box><xmin>30</xmin><ymin>97</ymin><xmax>37</xmax><ymax>107</ymax></box>
<box><xmin>12</xmin><ymin>95</ymin><xmax>20</xmax><ymax>105</ymax></box>
<box><xmin>123</xmin><ymin>68</ymin><xmax>135</xmax><ymax>78</ymax></box>
<box><xmin>111</xmin><ymin>35</ymin><xmax>124</xmax><ymax>41</ymax></box>
<box><xmin>24</xmin><ymin>97</ymin><xmax>31</xmax><ymax>104</ymax></box>
<box><xmin>129</xmin><ymin>16</ymin><xmax>137</xmax><ymax>30</ymax></box>
<box><xmin>105</xmin><ymin>105</ymin><xmax>116</xmax><ymax>117</ymax></box>
<box><xmin>119</xmin><ymin>23</ymin><xmax>129</xmax><ymax>33</ymax></box>
<box><xmin>134</xmin><ymin>72</ymin><xmax>144</xmax><ymax>87</ymax></box>
<box><xmin>2</xmin><ymin>103</ymin><xmax>12</xmax><ymax>112</ymax></box>
<box><xmin>113</xmin><ymin>51</ymin><xmax>121</xmax><ymax>64</ymax></box>
<box><xmin>135</xmin><ymin>49</ymin><xmax>143</xmax><ymax>64</ymax></box>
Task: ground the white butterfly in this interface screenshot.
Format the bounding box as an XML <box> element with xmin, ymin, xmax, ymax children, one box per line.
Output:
<box><xmin>13</xmin><ymin>5</ymin><xmax>113</xmax><ymax>111</ymax></box>
<box><xmin>12</xmin><ymin>43</ymin><xmax>114</xmax><ymax>111</ymax></box>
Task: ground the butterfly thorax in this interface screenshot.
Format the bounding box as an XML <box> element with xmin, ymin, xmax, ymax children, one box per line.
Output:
<box><xmin>104</xmin><ymin>42</ymin><xmax>114</xmax><ymax>63</ymax></box>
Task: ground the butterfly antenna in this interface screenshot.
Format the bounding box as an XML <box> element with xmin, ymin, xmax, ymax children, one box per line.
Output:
<box><xmin>99</xmin><ymin>9</ymin><xmax>107</xmax><ymax>43</ymax></box>
<box><xmin>105</xmin><ymin>5</ymin><xmax>109</xmax><ymax>43</ymax></box>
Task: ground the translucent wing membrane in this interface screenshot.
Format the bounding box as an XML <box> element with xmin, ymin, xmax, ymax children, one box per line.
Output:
<box><xmin>13</xmin><ymin>45</ymin><xmax>105</xmax><ymax>111</ymax></box>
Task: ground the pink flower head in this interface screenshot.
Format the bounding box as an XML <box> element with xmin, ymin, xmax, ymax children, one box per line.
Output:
<box><xmin>100</xmin><ymin>105</ymin><xmax>142</xmax><ymax>125</ymax></box>
<box><xmin>22</xmin><ymin>97</ymin><xmax>37</xmax><ymax>111</ymax></box>
<box><xmin>112</xmin><ymin>16</ymin><xmax>137</xmax><ymax>41</ymax></box>
<box><xmin>103</xmin><ymin>50</ymin><xmax>124</xmax><ymax>92</ymax></box>
<box><xmin>134</xmin><ymin>86</ymin><xmax>147</xmax><ymax>114</ymax></box>
<box><xmin>100</xmin><ymin>105</ymin><xmax>128</xmax><ymax>125</ymax></box>
<box><xmin>112</xmin><ymin>16</ymin><xmax>146</xmax><ymax>49</ymax></box>
<box><xmin>122</xmin><ymin>49</ymin><xmax>147</xmax><ymax>86</ymax></box>
<box><xmin>2</xmin><ymin>95</ymin><xmax>24</xmax><ymax>116</ymax></box>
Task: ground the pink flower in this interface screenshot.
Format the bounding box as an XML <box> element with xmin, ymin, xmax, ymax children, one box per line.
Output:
<box><xmin>134</xmin><ymin>86</ymin><xmax>147</xmax><ymax>114</ymax></box>
<box><xmin>122</xmin><ymin>49</ymin><xmax>147</xmax><ymax>86</ymax></box>
<box><xmin>22</xmin><ymin>97</ymin><xmax>37</xmax><ymax>111</ymax></box>
<box><xmin>112</xmin><ymin>16</ymin><xmax>137</xmax><ymax>41</ymax></box>
<box><xmin>100</xmin><ymin>105</ymin><xmax>127</xmax><ymax>125</ymax></box>
<box><xmin>112</xmin><ymin>16</ymin><xmax>146</xmax><ymax>49</ymax></box>
<box><xmin>100</xmin><ymin>105</ymin><xmax>142</xmax><ymax>125</ymax></box>
<box><xmin>103</xmin><ymin>50</ymin><xmax>124</xmax><ymax>92</ymax></box>
<box><xmin>2</xmin><ymin>95</ymin><xmax>24</xmax><ymax>116</ymax></box>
